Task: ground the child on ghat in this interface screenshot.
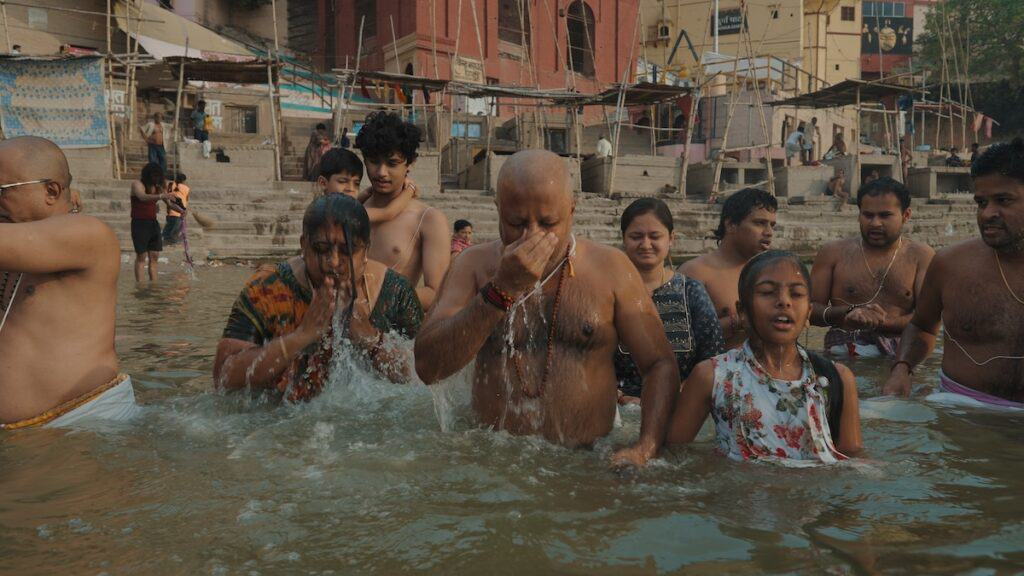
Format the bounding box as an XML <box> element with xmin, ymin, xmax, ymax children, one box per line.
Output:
<box><xmin>667</xmin><ymin>251</ymin><xmax>863</xmax><ymax>464</ymax></box>
<box><xmin>316</xmin><ymin>147</ymin><xmax>413</xmax><ymax>223</ymax></box>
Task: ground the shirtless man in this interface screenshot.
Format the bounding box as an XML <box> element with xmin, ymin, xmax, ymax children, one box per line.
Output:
<box><xmin>139</xmin><ymin>111</ymin><xmax>166</xmax><ymax>172</ymax></box>
<box><xmin>678</xmin><ymin>188</ymin><xmax>777</xmax><ymax>348</ymax></box>
<box><xmin>811</xmin><ymin>177</ymin><xmax>934</xmax><ymax>358</ymax></box>
<box><xmin>356</xmin><ymin>112</ymin><xmax>450</xmax><ymax>309</ymax></box>
<box><xmin>415</xmin><ymin>150</ymin><xmax>679</xmax><ymax>466</ymax></box>
<box><xmin>884</xmin><ymin>139</ymin><xmax>1024</xmax><ymax>405</ymax></box>
<box><xmin>0</xmin><ymin>136</ymin><xmax>137</xmax><ymax>429</ymax></box>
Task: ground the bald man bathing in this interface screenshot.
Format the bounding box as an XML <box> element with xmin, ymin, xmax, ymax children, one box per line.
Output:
<box><xmin>885</xmin><ymin>139</ymin><xmax>1024</xmax><ymax>406</ymax></box>
<box><xmin>0</xmin><ymin>137</ymin><xmax>137</xmax><ymax>429</ymax></box>
<box><xmin>415</xmin><ymin>150</ymin><xmax>680</xmax><ymax>466</ymax></box>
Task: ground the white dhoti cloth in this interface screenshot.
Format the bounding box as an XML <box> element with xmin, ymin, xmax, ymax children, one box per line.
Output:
<box><xmin>1</xmin><ymin>374</ymin><xmax>141</xmax><ymax>430</ymax></box>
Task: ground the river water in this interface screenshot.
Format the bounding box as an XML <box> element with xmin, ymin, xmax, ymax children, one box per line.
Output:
<box><xmin>2</xmin><ymin>264</ymin><xmax>1022</xmax><ymax>574</ymax></box>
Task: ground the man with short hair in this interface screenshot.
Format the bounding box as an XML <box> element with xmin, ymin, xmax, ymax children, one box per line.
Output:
<box><xmin>811</xmin><ymin>177</ymin><xmax>935</xmax><ymax>358</ymax></box>
<box><xmin>356</xmin><ymin>112</ymin><xmax>450</xmax><ymax>309</ymax></box>
<box><xmin>0</xmin><ymin>136</ymin><xmax>138</xmax><ymax>429</ymax></box>
<box><xmin>827</xmin><ymin>168</ymin><xmax>849</xmax><ymax>211</ymax></box>
<box><xmin>415</xmin><ymin>150</ymin><xmax>679</xmax><ymax>466</ymax></box>
<box><xmin>884</xmin><ymin>138</ymin><xmax>1024</xmax><ymax>405</ymax></box>
<box><xmin>678</xmin><ymin>188</ymin><xmax>777</xmax><ymax>348</ymax></box>
<box><xmin>140</xmin><ymin>111</ymin><xmax>167</xmax><ymax>173</ymax></box>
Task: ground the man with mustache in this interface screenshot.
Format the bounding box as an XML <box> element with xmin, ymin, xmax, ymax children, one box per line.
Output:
<box><xmin>884</xmin><ymin>138</ymin><xmax>1024</xmax><ymax>406</ymax></box>
<box><xmin>678</xmin><ymin>188</ymin><xmax>777</xmax><ymax>348</ymax></box>
<box><xmin>810</xmin><ymin>177</ymin><xmax>934</xmax><ymax>358</ymax></box>
<box><xmin>356</xmin><ymin>112</ymin><xmax>450</xmax><ymax>310</ymax></box>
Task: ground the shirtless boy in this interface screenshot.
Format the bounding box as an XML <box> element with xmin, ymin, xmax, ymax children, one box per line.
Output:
<box><xmin>356</xmin><ymin>112</ymin><xmax>449</xmax><ymax>309</ymax></box>
<box><xmin>678</xmin><ymin>188</ymin><xmax>777</xmax><ymax>348</ymax></box>
<box><xmin>811</xmin><ymin>177</ymin><xmax>934</xmax><ymax>358</ymax></box>
<box><xmin>885</xmin><ymin>138</ymin><xmax>1024</xmax><ymax>405</ymax></box>
<box><xmin>0</xmin><ymin>137</ymin><xmax>137</xmax><ymax>429</ymax></box>
<box><xmin>415</xmin><ymin>151</ymin><xmax>679</xmax><ymax>467</ymax></box>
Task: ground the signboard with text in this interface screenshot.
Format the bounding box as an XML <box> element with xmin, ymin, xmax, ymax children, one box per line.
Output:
<box><xmin>712</xmin><ymin>9</ymin><xmax>746</xmax><ymax>36</ymax></box>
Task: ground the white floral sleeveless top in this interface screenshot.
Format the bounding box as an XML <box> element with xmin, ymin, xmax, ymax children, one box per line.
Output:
<box><xmin>710</xmin><ymin>343</ymin><xmax>846</xmax><ymax>465</ymax></box>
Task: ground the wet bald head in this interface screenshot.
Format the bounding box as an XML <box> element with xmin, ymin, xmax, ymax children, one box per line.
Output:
<box><xmin>494</xmin><ymin>150</ymin><xmax>575</xmax><ymax>247</ymax></box>
<box><xmin>496</xmin><ymin>149</ymin><xmax>573</xmax><ymax>202</ymax></box>
<box><xmin>0</xmin><ymin>136</ymin><xmax>72</xmax><ymax>190</ymax></box>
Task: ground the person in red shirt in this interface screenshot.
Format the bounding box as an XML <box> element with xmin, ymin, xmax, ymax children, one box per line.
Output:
<box><xmin>450</xmin><ymin>219</ymin><xmax>473</xmax><ymax>256</ymax></box>
<box><xmin>130</xmin><ymin>163</ymin><xmax>172</xmax><ymax>282</ymax></box>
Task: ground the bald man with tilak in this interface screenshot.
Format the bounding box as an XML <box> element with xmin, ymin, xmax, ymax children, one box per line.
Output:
<box><xmin>415</xmin><ymin>150</ymin><xmax>679</xmax><ymax>467</ymax></box>
<box><xmin>0</xmin><ymin>136</ymin><xmax>138</xmax><ymax>430</ymax></box>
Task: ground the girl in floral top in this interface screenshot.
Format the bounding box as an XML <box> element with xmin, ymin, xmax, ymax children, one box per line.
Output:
<box><xmin>667</xmin><ymin>251</ymin><xmax>863</xmax><ymax>463</ymax></box>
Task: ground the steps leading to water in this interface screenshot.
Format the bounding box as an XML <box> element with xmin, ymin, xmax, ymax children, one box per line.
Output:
<box><xmin>76</xmin><ymin>178</ymin><xmax>978</xmax><ymax>261</ymax></box>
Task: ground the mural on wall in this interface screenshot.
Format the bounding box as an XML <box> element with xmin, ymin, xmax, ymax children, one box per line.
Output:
<box><xmin>861</xmin><ymin>17</ymin><xmax>913</xmax><ymax>55</ymax></box>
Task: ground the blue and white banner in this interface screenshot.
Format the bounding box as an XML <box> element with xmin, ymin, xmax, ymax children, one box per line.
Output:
<box><xmin>0</xmin><ymin>57</ymin><xmax>110</xmax><ymax>148</ymax></box>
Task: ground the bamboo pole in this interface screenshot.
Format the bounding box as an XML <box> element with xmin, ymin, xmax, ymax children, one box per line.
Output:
<box><xmin>342</xmin><ymin>14</ymin><xmax>366</xmax><ymax>146</ymax></box>
<box><xmin>1</xmin><ymin>0</ymin><xmax>11</xmax><ymax>53</ymax></box>
<box><xmin>268</xmin><ymin>60</ymin><xmax>281</xmax><ymax>181</ymax></box>
<box><xmin>608</xmin><ymin>4</ymin><xmax>641</xmax><ymax>197</ymax></box>
<box><xmin>855</xmin><ymin>86</ymin><xmax>862</xmax><ymax>190</ymax></box>
<box><xmin>679</xmin><ymin>0</ymin><xmax>719</xmax><ymax>198</ymax></box>
<box><xmin>171</xmin><ymin>46</ymin><xmax>186</xmax><ymax>181</ymax></box>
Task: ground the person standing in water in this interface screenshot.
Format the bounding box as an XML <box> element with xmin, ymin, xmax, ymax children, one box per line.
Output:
<box><xmin>616</xmin><ymin>198</ymin><xmax>724</xmax><ymax>405</ymax></box>
<box><xmin>130</xmin><ymin>162</ymin><xmax>173</xmax><ymax>282</ymax></box>
<box><xmin>884</xmin><ymin>138</ymin><xmax>1024</xmax><ymax>406</ymax></box>
<box><xmin>678</xmin><ymin>188</ymin><xmax>777</xmax><ymax>348</ymax></box>
<box><xmin>810</xmin><ymin>177</ymin><xmax>934</xmax><ymax>358</ymax></box>
<box><xmin>0</xmin><ymin>136</ymin><xmax>139</xmax><ymax>429</ymax></box>
<box><xmin>214</xmin><ymin>194</ymin><xmax>423</xmax><ymax>401</ymax></box>
<box><xmin>415</xmin><ymin>150</ymin><xmax>680</xmax><ymax>467</ymax></box>
<box><xmin>356</xmin><ymin>112</ymin><xmax>450</xmax><ymax>309</ymax></box>
<box><xmin>667</xmin><ymin>251</ymin><xmax>863</xmax><ymax>462</ymax></box>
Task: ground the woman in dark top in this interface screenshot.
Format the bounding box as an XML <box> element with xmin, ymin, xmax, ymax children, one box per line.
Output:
<box><xmin>616</xmin><ymin>198</ymin><xmax>725</xmax><ymax>404</ymax></box>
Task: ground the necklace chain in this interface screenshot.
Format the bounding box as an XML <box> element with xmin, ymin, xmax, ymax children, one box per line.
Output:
<box><xmin>995</xmin><ymin>250</ymin><xmax>1024</xmax><ymax>305</ymax></box>
<box><xmin>512</xmin><ymin>246</ymin><xmax>573</xmax><ymax>399</ymax></box>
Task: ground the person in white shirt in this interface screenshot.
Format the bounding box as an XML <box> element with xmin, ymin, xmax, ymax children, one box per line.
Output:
<box><xmin>596</xmin><ymin>134</ymin><xmax>612</xmax><ymax>158</ymax></box>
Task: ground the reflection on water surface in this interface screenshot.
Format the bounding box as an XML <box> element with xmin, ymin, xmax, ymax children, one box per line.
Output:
<box><xmin>1</xmin><ymin>264</ymin><xmax>1022</xmax><ymax>574</ymax></box>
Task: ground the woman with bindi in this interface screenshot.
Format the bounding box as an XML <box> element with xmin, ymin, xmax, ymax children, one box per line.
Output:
<box><xmin>616</xmin><ymin>198</ymin><xmax>724</xmax><ymax>405</ymax></box>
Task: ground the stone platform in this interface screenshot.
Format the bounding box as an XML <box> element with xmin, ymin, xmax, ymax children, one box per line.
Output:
<box><xmin>907</xmin><ymin>166</ymin><xmax>973</xmax><ymax>199</ymax></box>
<box><xmin>581</xmin><ymin>155</ymin><xmax>680</xmax><ymax>196</ymax></box>
<box><xmin>686</xmin><ymin>161</ymin><xmax>770</xmax><ymax>195</ymax></box>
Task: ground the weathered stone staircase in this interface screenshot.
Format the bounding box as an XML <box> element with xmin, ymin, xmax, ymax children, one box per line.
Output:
<box><xmin>75</xmin><ymin>178</ymin><xmax>979</xmax><ymax>262</ymax></box>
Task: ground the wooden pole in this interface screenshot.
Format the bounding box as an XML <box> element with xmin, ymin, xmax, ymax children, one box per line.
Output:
<box><xmin>609</xmin><ymin>4</ymin><xmax>641</xmax><ymax>197</ymax></box>
<box><xmin>268</xmin><ymin>60</ymin><xmax>281</xmax><ymax>181</ymax></box>
<box><xmin>270</xmin><ymin>0</ymin><xmax>281</xmax><ymax>53</ymax></box>
<box><xmin>340</xmin><ymin>14</ymin><xmax>366</xmax><ymax>146</ymax></box>
<box><xmin>171</xmin><ymin>50</ymin><xmax>186</xmax><ymax>182</ymax></box>
<box><xmin>1</xmin><ymin>0</ymin><xmax>12</xmax><ymax>53</ymax></box>
<box><xmin>855</xmin><ymin>86</ymin><xmax>862</xmax><ymax>190</ymax></box>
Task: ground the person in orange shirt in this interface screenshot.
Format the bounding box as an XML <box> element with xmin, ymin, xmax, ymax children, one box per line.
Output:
<box><xmin>163</xmin><ymin>172</ymin><xmax>190</xmax><ymax>245</ymax></box>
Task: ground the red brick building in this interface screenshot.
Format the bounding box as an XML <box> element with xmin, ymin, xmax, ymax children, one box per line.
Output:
<box><xmin>315</xmin><ymin>0</ymin><xmax>639</xmax><ymax>114</ymax></box>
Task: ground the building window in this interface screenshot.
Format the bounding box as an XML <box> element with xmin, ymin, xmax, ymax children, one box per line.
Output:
<box><xmin>841</xmin><ymin>6</ymin><xmax>855</xmax><ymax>21</ymax></box>
<box><xmin>545</xmin><ymin>128</ymin><xmax>568</xmax><ymax>154</ymax></box>
<box><xmin>566</xmin><ymin>1</ymin><xmax>596</xmax><ymax>78</ymax></box>
<box><xmin>498</xmin><ymin>0</ymin><xmax>531</xmax><ymax>45</ymax></box>
<box><xmin>355</xmin><ymin>0</ymin><xmax>377</xmax><ymax>38</ymax></box>
<box><xmin>227</xmin><ymin>106</ymin><xmax>258</xmax><ymax>134</ymax></box>
<box><xmin>863</xmin><ymin>2</ymin><xmax>905</xmax><ymax>18</ymax></box>
<box><xmin>451</xmin><ymin>121</ymin><xmax>483</xmax><ymax>139</ymax></box>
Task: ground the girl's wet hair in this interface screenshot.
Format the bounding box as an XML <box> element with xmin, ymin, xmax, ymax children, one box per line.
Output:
<box><xmin>737</xmin><ymin>250</ymin><xmax>811</xmax><ymax>314</ymax></box>
<box><xmin>301</xmin><ymin>193</ymin><xmax>371</xmax><ymax>250</ymax></box>
<box><xmin>620</xmin><ymin>197</ymin><xmax>674</xmax><ymax>234</ymax></box>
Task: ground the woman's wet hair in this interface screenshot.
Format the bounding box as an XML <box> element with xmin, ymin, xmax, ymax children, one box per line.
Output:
<box><xmin>140</xmin><ymin>162</ymin><xmax>164</xmax><ymax>188</ymax></box>
<box><xmin>355</xmin><ymin>111</ymin><xmax>422</xmax><ymax>164</ymax></box>
<box><xmin>301</xmin><ymin>193</ymin><xmax>371</xmax><ymax>251</ymax></box>
<box><xmin>736</xmin><ymin>250</ymin><xmax>811</xmax><ymax>315</ymax></box>
<box><xmin>620</xmin><ymin>197</ymin><xmax>674</xmax><ymax>234</ymax></box>
<box><xmin>972</xmin><ymin>137</ymin><xmax>1024</xmax><ymax>184</ymax></box>
<box><xmin>714</xmin><ymin>188</ymin><xmax>778</xmax><ymax>242</ymax></box>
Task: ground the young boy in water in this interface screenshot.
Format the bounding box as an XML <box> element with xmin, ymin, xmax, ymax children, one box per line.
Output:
<box><xmin>317</xmin><ymin>147</ymin><xmax>413</xmax><ymax>224</ymax></box>
<box><xmin>667</xmin><ymin>251</ymin><xmax>863</xmax><ymax>463</ymax></box>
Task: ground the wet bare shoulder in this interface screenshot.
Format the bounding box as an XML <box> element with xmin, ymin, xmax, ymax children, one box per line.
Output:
<box><xmin>905</xmin><ymin>238</ymin><xmax>937</xmax><ymax>260</ymax></box>
<box><xmin>678</xmin><ymin>253</ymin><xmax>713</xmax><ymax>279</ymax></box>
